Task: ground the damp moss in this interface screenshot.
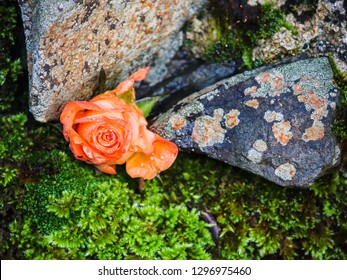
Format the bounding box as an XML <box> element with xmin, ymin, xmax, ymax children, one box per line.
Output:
<box><xmin>0</xmin><ymin>0</ymin><xmax>23</xmax><ymax>112</ymax></box>
<box><xmin>201</xmin><ymin>2</ymin><xmax>297</xmax><ymax>69</ymax></box>
<box><xmin>9</xmin><ymin>150</ymin><xmax>214</xmax><ymax>260</ymax></box>
<box><xmin>5</xmin><ymin>143</ymin><xmax>347</xmax><ymax>260</ymax></box>
<box><xmin>159</xmin><ymin>154</ymin><xmax>347</xmax><ymax>260</ymax></box>
<box><xmin>329</xmin><ymin>56</ymin><xmax>347</xmax><ymax>142</ymax></box>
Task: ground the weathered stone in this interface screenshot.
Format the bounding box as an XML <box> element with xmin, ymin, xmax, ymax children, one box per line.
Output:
<box><xmin>137</xmin><ymin>62</ymin><xmax>236</xmax><ymax>99</ymax></box>
<box><xmin>19</xmin><ymin>0</ymin><xmax>206</xmax><ymax>122</ymax></box>
<box><xmin>150</xmin><ymin>57</ymin><xmax>342</xmax><ymax>187</ymax></box>
<box><xmin>253</xmin><ymin>0</ymin><xmax>347</xmax><ymax>73</ymax></box>
<box><xmin>137</xmin><ymin>61</ymin><xmax>236</xmax><ymax>117</ymax></box>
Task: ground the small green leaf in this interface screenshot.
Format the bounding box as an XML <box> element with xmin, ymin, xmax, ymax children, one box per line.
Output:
<box><xmin>136</xmin><ymin>96</ymin><xmax>161</xmax><ymax>117</ymax></box>
<box><xmin>118</xmin><ymin>88</ymin><xmax>135</xmax><ymax>105</ymax></box>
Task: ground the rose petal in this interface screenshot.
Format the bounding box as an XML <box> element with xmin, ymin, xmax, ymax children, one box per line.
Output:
<box><xmin>69</xmin><ymin>141</ymin><xmax>88</xmax><ymax>161</ymax></box>
<box><xmin>92</xmin><ymin>126</ymin><xmax>125</xmax><ymax>156</ymax></box>
<box><xmin>95</xmin><ymin>163</ymin><xmax>117</xmax><ymax>174</ymax></box>
<box><xmin>77</xmin><ymin>121</ymin><xmax>129</xmax><ymax>160</ymax></box>
<box><xmin>126</xmin><ymin>152</ymin><xmax>158</xmax><ymax>179</ymax></box>
<box><xmin>136</xmin><ymin>126</ymin><xmax>155</xmax><ymax>155</ymax></box>
<box><xmin>113</xmin><ymin>67</ymin><xmax>150</xmax><ymax>96</ymax></box>
<box><xmin>90</xmin><ymin>93</ymin><xmax>130</xmax><ymax>110</ymax></box>
<box><xmin>129</xmin><ymin>67</ymin><xmax>150</xmax><ymax>80</ymax></box>
<box><xmin>152</xmin><ymin>136</ymin><xmax>178</xmax><ymax>171</ymax></box>
<box><xmin>122</xmin><ymin>109</ymin><xmax>146</xmax><ymax>151</ymax></box>
<box><xmin>60</xmin><ymin>101</ymin><xmax>103</xmax><ymax>140</ymax></box>
<box><xmin>74</xmin><ymin>112</ymin><xmax>126</xmax><ymax>124</ymax></box>
<box><xmin>114</xmin><ymin>149</ymin><xmax>134</xmax><ymax>165</ymax></box>
<box><xmin>113</xmin><ymin>80</ymin><xmax>135</xmax><ymax>97</ymax></box>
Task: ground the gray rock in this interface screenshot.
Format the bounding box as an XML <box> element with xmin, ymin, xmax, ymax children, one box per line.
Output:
<box><xmin>253</xmin><ymin>0</ymin><xmax>347</xmax><ymax>73</ymax></box>
<box><xmin>19</xmin><ymin>0</ymin><xmax>206</xmax><ymax>122</ymax></box>
<box><xmin>137</xmin><ymin>61</ymin><xmax>236</xmax><ymax>117</ymax></box>
<box><xmin>150</xmin><ymin>57</ymin><xmax>342</xmax><ymax>187</ymax></box>
<box><xmin>137</xmin><ymin>62</ymin><xmax>236</xmax><ymax>99</ymax></box>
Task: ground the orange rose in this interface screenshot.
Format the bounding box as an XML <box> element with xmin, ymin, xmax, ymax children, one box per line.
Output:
<box><xmin>60</xmin><ymin>67</ymin><xmax>178</xmax><ymax>179</ymax></box>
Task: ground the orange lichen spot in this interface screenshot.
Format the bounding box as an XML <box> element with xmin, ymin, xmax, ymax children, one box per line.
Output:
<box><xmin>293</xmin><ymin>83</ymin><xmax>303</xmax><ymax>95</ymax></box>
<box><xmin>169</xmin><ymin>114</ymin><xmax>187</xmax><ymax>130</ymax></box>
<box><xmin>272</xmin><ymin>74</ymin><xmax>284</xmax><ymax>89</ymax></box>
<box><xmin>297</xmin><ymin>95</ymin><xmax>308</xmax><ymax>103</ymax></box>
<box><xmin>256</xmin><ymin>72</ymin><xmax>286</xmax><ymax>97</ymax></box>
<box><xmin>245</xmin><ymin>99</ymin><xmax>259</xmax><ymax>109</ymax></box>
<box><xmin>308</xmin><ymin>94</ymin><xmax>325</xmax><ymax>110</ymax></box>
<box><xmin>302</xmin><ymin>121</ymin><xmax>325</xmax><ymax>142</ymax></box>
<box><xmin>256</xmin><ymin>72</ymin><xmax>272</xmax><ymax>83</ymax></box>
<box><xmin>275</xmin><ymin>163</ymin><xmax>296</xmax><ymax>181</ymax></box>
<box><xmin>244</xmin><ymin>86</ymin><xmax>258</xmax><ymax>96</ymax></box>
<box><xmin>272</xmin><ymin>121</ymin><xmax>293</xmax><ymax>146</ymax></box>
<box><xmin>192</xmin><ymin>109</ymin><xmax>225</xmax><ymax>148</ymax></box>
<box><xmin>224</xmin><ymin>109</ymin><xmax>240</xmax><ymax>129</ymax></box>
<box><xmin>310</xmin><ymin>106</ymin><xmax>328</xmax><ymax>121</ymax></box>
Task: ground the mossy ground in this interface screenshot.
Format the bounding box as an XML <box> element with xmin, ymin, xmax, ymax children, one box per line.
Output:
<box><xmin>1</xmin><ymin>0</ymin><xmax>347</xmax><ymax>260</ymax></box>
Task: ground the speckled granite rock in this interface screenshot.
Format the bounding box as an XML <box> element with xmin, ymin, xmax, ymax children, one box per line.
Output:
<box><xmin>150</xmin><ymin>57</ymin><xmax>341</xmax><ymax>187</ymax></box>
<box><xmin>19</xmin><ymin>0</ymin><xmax>206</xmax><ymax>122</ymax></box>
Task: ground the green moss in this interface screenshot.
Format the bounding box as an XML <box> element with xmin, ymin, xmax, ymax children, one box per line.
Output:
<box><xmin>286</xmin><ymin>0</ymin><xmax>319</xmax><ymax>19</ymax></box>
<box><xmin>0</xmin><ymin>114</ymin><xmax>31</xmax><ymax>162</ymax></box>
<box><xmin>202</xmin><ymin>2</ymin><xmax>297</xmax><ymax>69</ymax></box>
<box><xmin>329</xmin><ymin>56</ymin><xmax>347</xmax><ymax>142</ymax></box>
<box><xmin>158</xmin><ymin>154</ymin><xmax>347</xmax><ymax>260</ymax></box>
<box><xmin>8</xmin><ymin>150</ymin><xmax>213</xmax><ymax>260</ymax></box>
<box><xmin>0</xmin><ymin>0</ymin><xmax>22</xmax><ymax>98</ymax></box>
<box><xmin>2</xmin><ymin>114</ymin><xmax>346</xmax><ymax>260</ymax></box>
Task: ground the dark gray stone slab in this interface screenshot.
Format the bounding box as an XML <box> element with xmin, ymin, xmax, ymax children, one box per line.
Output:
<box><xmin>150</xmin><ymin>57</ymin><xmax>342</xmax><ymax>187</ymax></box>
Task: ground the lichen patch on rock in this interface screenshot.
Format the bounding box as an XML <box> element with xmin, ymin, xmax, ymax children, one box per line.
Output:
<box><xmin>244</xmin><ymin>86</ymin><xmax>258</xmax><ymax>97</ymax></box>
<box><xmin>264</xmin><ymin>110</ymin><xmax>284</xmax><ymax>123</ymax></box>
<box><xmin>253</xmin><ymin>139</ymin><xmax>267</xmax><ymax>152</ymax></box>
<box><xmin>247</xmin><ymin>148</ymin><xmax>262</xmax><ymax>164</ymax></box>
<box><xmin>302</xmin><ymin>121</ymin><xmax>325</xmax><ymax>142</ymax></box>
<box><xmin>224</xmin><ymin>109</ymin><xmax>240</xmax><ymax>129</ymax></box>
<box><xmin>272</xmin><ymin>120</ymin><xmax>293</xmax><ymax>146</ymax></box>
<box><xmin>255</xmin><ymin>71</ymin><xmax>288</xmax><ymax>97</ymax></box>
<box><xmin>245</xmin><ymin>99</ymin><xmax>259</xmax><ymax>109</ymax></box>
<box><xmin>169</xmin><ymin>114</ymin><xmax>187</xmax><ymax>130</ymax></box>
<box><xmin>192</xmin><ymin>109</ymin><xmax>225</xmax><ymax>147</ymax></box>
<box><xmin>275</xmin><ymin>163</ymin><xmax>296</xmax><ymax>181</ymax></box>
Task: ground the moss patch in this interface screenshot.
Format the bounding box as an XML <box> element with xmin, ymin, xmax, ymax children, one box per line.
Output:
<box><xmin>9</xmin><ymin>150</ymin><xmax>214</xmax><ymax>260</ymax></box>
<box><xmin>329</xmin><ymin>56</ymin><xmax>347</xmax><ymax>143</ymax></box>
<box><xmin>194</xmin><ymin>2</ymin><xmax>297</xmax><ymax>69</ymax></box>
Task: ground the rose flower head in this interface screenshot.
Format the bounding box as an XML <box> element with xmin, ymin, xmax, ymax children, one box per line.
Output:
<box><xmin>60</xmin><ymin>67</ymin><xmax>178</xmax><ymax>179</ymax></box>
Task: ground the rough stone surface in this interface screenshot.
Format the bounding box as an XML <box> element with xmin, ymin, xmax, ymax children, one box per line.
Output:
<box><xmin>253</xmin><ymin>0</ymin><xmax>347</xmax><ymax>73</ymax></box>
<box><xmin>150</xmin><ymin>57</ymin><xmax>342</xmax><ymax>187</ymax></box>
<box><xmin>19</xmin><ymin>0</ymin><xmax>206</xmax><ymax>122</ymax></box>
